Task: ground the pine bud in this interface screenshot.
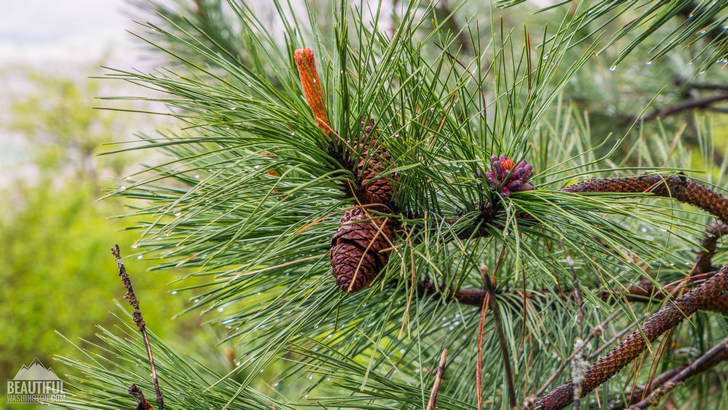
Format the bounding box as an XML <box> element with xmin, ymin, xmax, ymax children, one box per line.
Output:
<box><xmin>354</xmin><ymin>118</ymin><xmax>397</xmax><ymax>205</ymax></box>
<box><xmin>484</xmin><ymin>155</ymin><xmax>534</xmax><ymax>197</ymax></box>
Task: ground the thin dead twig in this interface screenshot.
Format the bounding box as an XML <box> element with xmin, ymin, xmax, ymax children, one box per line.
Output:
<box><xmin>112</xmin><ymin>245</ymin><xmax>164</xmax><ymax>410</ymax></box>
<box><xmin>427</xmin><ymin>348</ymin><xmax>449</xmax><ymax>410</ymax></box>
<box><xmin>129</xmin><ymin>384</ymin><xmax>153</xmax><ymax>410</ymax></box>
<box><xmin>631</xmin><ymin>93</ymin><xmax>728</xmax><ymax>122</ymax></box>
<box><xmin>483</xmin><ymin>266</ymin><xmax>518</xmax><ymax>409</ymax></box>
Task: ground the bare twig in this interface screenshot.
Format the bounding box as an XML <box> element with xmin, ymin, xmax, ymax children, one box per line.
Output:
<box><xmin>536</xmin><ymin>264</ymin><xmax>728</xmax><ymax>410</ymax></box>
<box><xmin>694</xmin><ymin>220</ymin><xmax>728</xmax><ymax>275</ymax></box>
<box><xmin>427</xmin><ymin>348</ymin><xmax>449</xmax><ymax>410</ymax></box>
<box><xmin>631</xmin><ymin>93</ymin><xmax>728</xmax><ymax>122</ymax></box>
<box><xmin>483</xmin><ymin>266</ymin><xmax>518</xmax><ymax>409</ymax></box>
<box><xmin>564</xmin><ymin>250</ymin><xmax>585</xmax><ymax>410</ymax></box>
<box><xmin>628</xmin><ymin>337</ymin><xmax>728</xmax><ymax>409</ymax></box>
<box><xmin>112</xmin><ymin>245</ymin><xmax>164</xmax><ymax>410</ymax></box>
<box><xmin>476</xmin><ymin>283</ymin><xmax>490</xmax><ymax>410</ymax></box>
<box><xmin>129</xmin><ymin>384</ymin><xmax>153</xmax><ymax>410</ymax></box>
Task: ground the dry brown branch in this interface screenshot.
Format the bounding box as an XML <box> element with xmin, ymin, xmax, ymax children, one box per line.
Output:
<box><xmin>426</xmin><ymin>348</ymin><xmax>449</xmax><ymax>410</ymax></box>
<box><xmin>129</xmin><ymin>384</ymin><xmax>153</xmax><ymax>410</ymax></box>
<box><xmin>112</xmin><ymin>245</ymin><xmax>164</xmax><ymax>410</ymax></box>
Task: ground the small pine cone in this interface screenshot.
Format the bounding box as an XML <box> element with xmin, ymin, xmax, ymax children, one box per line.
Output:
<box><xmin>355</xmin><ymin>119</ymin><xmax>397</xmax><ymax>205</ymax></box>
<box><xmin>330</xmin><ymin>208</ymin><xmax>393</xmax><ymax>293</ymax></box>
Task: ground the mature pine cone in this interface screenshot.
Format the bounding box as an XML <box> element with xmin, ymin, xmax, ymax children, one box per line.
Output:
<box><xmin>355</xmin><ymin>119</ymin><xmax>396</xmax><ymax>205</ymax></box>
<box><xmin>330</xmin><ymin>208</ymin><xmax>393</xmax><ymax>293</ymax></box>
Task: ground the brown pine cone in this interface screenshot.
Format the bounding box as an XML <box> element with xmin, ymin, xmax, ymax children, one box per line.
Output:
<box><xmin>330</xmin><ymin>208</ymin><xmax>393</xmax><ymax>293</ymax></box>
<box><xmin>355</xmin><ymin>119</ymin><xmax>396</xmax><ymax>205</ymax></box>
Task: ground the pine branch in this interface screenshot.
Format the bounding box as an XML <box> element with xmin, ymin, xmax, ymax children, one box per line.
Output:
<box><xmin>417</xmin><ymin>272</ymin><xmax>728</xmax><ymax>315</ymax></box>
<box><xmin>695</xmin><ymin>220</ymin><xmax>728</xmax><ymax>275</ymax></box>
<box><xmin>561</xmin><ymin>175</ymin><xmax>728</xmax><ymax>225</ymax></box>
<box><xmin>535</xmin><ymin>264</ymin><xmax>728</xmax><ymax>410</ymax></box>
<box><xmin>534</xmin><ymin>309</ymin><xmax>622</xmax><ymax>399</ymax></box>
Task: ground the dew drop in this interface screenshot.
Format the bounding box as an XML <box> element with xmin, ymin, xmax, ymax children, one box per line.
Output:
<box><xmin>609</xmin><ymin>65</ymin><xmax>617</xmax><ymax>72</ymax></box>
<box><xmin>171</xmin><ymin>290</ymin><xmax>178</xmax><ymax>295</ymax></box>
<box><xmin>119</xmin><ymin>186</ymin><xmax>126</xmax><ymax>191</ymax></box>
<box><xmin>137</xmin><ymin>255</ymin><xmax>143</xmax><ymax>260</ymax></box>
<box><xmin>217</xmin><ymin>307</ymin><xmax>224</xmax><ymax>312</ymax></box>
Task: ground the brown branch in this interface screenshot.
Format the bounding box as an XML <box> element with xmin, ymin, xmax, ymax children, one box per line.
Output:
<box><xmin>426</xmin><ymin>348</ymin><xmax>449</xmax><ymax>410</ymax></box>
<box><xmin>628</xmin><ymin>337</ymin><xmax>728</xmax><ymax>409</ymax></box>
<box><xmin>416</xmin><ymin>275</ymin><xmax>728</xmax><ymax>315</ymax></box>
<box><xmin>112</xmin><ymin>245</ymin><xmax>164</xmax><ymax>410</ymax></box>
<box><xmin>129</xmin><ymin>384</ymin><xmax>153</xmax><ymax>410</ymax></box>
<box><xmin>631</xmin><ymin>93</ymin><xmax>728</xmax><ymax>122</ymax></box>
<box><xmin>429</xmin><ymin>173</ymin><xmax>728</xmax><ymax>243</ymax></box>
<box><xmin>560</xmin><ymin>175</ymin><xmax>728</xmax><ymax>225</ymax></box>
<box><xmin>535</xmin><ymin>264</ymin><xmax>728</xmax><ymax>410</ymax></box>
<box><xmin>695</xmin><ymin>220</ymin><xmax>728</xmax><ymax>275</ymax></box>
<box><xmin>476</xmin><ymin>274</ymin><xmax>491</xmax><ymax>410</ymax></box>
<box><xmin>589</xmin><ymin>313</ymin><xmax>648</xmax><ymax>361</ymax></box>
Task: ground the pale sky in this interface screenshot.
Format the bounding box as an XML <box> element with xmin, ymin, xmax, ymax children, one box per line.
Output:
<box><xmin>0</xmin><ymin>0</ymin><xmax>138</xmax><ymax>67</ymax></box>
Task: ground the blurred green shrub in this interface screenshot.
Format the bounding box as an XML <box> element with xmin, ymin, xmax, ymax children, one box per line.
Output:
<box><xmin>0</xmin><ymin>70</ymin><xmax>210</xmax><ymax>393</ymax></box>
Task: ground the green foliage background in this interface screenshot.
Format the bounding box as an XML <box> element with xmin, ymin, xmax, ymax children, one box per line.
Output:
<box><xmin>0</xmin><ymin>71</ymin><xmax>217</xmax><ymax>405</ymax></box>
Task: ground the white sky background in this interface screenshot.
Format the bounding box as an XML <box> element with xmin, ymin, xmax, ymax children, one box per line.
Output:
<box><xmin>0</xmin><ymin>0</ymin><xmax>138</xmax><ymax>68</ymax></box>
<box><xmin>0</xmin><ymin>0</ymin><xmax>149</xmax><ymax>182</ymax></box>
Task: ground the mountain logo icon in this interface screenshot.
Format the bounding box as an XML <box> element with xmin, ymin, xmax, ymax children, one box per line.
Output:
<box><xmin>12</xmin><ymin>357</ymin><xmax>60</xmax><ymax>381</ymax></box>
